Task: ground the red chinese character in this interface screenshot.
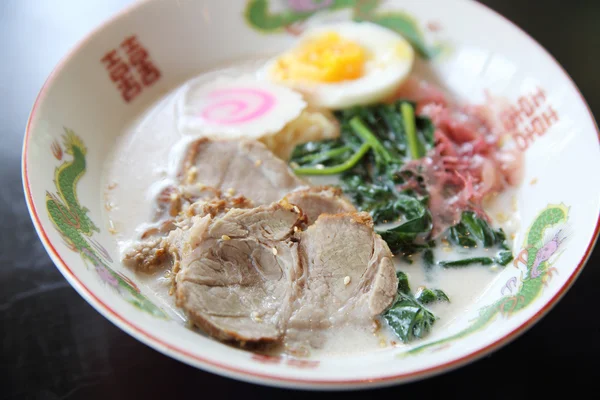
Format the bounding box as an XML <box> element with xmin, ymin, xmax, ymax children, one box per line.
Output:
<box><xmin>524</xmin><ymin>116</ymin><xmax>546</xmax><ymax>137</ymax></box>
<box><xmin>120</xmin><ymin>35</ymin><xmax>161</xmax><ymax>87</ymax></box>
<box><xmin>531</xmin><ymin>86</ymin><xmax>546</xmax><ymax>108</ymax></box>
<box><xmin>117</xmin><ymin>75</ymin><xmax>142</xmax><ymax>102</ymax></box>
<box><xmin>108</xmin><ymin>61</ymin><xmax>130</xmax><ymax>82</ymax></box>
<box><xmin>137</xmin><ymin>62</ymin><xmax>161</xmax><ymax>86</ymax></box>
<box><xmin>102</xmin><ymin>47</ymin><xmax>143</xmax><ymax>103</ymax></box>
<box><xmin>101</xmin><ymin>35</ymin><xmax>162</xmax><ymax>103</ymax></box>
<box><xmin>517</xmin><ymin>96</ymin><xmax>535</xmax><ymax>118</ymax></box>
<box><xmin>120</xmin><ymin>35</ymin><xmax>140</xmax><ymax>53</ymax></box>
<box><xmin>101</xmin><ymin>50</ymin><xmax>121</xmax><ymax>69</ymax></box>
<box><xmin>542</xmin><ymin>105</ymin><xmax>559</xmax><ymax>126</ymax></box>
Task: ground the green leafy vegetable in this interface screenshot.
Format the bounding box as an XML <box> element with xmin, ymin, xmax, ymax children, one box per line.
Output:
<box><xmin>290</xmin><ymin>100</ymin><xmax>434</xmax><ymax>176</ymax></box>
<box><xmin>495</xmin><ymin>249</ymin><xmax>514</xmax><ymax>266</ymax></box>
<box><xmin>415</xmin><ymin>287</ymin><xmax>450</xmax><ymax>304</ymax></box>
<box><xmin>422</xmin><ymin>248</ymin><xmax>435</xmax><ymax>271</ymax></box>
<box><xmin>289</xmin><ymin>139</ymin><xmax>351</xmax><ymax>166</ymax></box>
<box><xmin>438</xmin><ymin>211</ymin><xmax>514</xmax><ymax>268</ymax></box>
<box><xmin>438</xmin><ymin>257</ymin><xmax>494</xmax><ymax>268</ymax></box>
<box><xmin>376</xmin><ymin>202</ymin><xmax>432</xmax><ymax>255</ymax></box>
<box><xmin>401</xmin><ymin>102</ymin><xmax>424</xmax><ymax>159</ymax></box>
<box><xmin>395</xmin><ymin>270</ymin><xmax>411</xmax><ymax>294</ymax></box>
<box><xmin>292</xmin><ymin>143</ymin><xmax>371</xmax><ymax>175</ymax></box>
<box><xmin>349</xmin><ymin>116</ymin><xmax>393</xmax><ymax>164</ymax></box>
<box><xmin>383</xmin><ymin>271</ymin><xmax>448</xmax><ymax>343</ymax></box>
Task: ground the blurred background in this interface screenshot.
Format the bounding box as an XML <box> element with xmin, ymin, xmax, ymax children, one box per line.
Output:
<box><xmin>1</xmin><ymin>1</ymin><xmax>598</xmax><ymax>399</ymax></box>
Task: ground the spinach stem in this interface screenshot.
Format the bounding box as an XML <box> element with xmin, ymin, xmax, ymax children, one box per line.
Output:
<box><xmin>296</xmin><ymin>146</ymin><xmax>351</xmax><ymax>164</ymax></box>
<box><xmin>292</xmin><ymin>143</ymin><xmax>371</xmax><ymax>175</ymax></box>
<box><xmin>349</xmin><ymin>116</ymin><xmax>392</xmax><ymax>162</ymax></box>
<box><xmin>401</xmin><ymin>102</ymin><xmax>422</xmax><ymax>159</ymax></box>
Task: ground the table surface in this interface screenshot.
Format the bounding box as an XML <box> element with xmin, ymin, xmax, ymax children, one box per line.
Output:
<box><xmin>1</xmin><ymin>1</ymin><xmax>599</xmax><ymax>399</ymax></box>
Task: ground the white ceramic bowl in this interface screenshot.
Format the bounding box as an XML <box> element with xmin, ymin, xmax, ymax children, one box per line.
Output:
<box><xmin>22</xmin><ymin>0</ymin><xmax>600</xmax><ymax>390</ymax></box>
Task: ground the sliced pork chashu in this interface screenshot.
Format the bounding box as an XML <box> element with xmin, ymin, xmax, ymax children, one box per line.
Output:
<box><xmin>285</xmin><ymin>212</ymin><xmax>398</xmax><ymax>351</ymax></box>
<box><xmin>284</xmin><ymin>186</ymin><xmax>357</xmax><ymax>225</ymax></box>
<box><xmin>122</xmin><ymin>194</ymin><xmax>254</xmax><ymax>272</ymax></box>
<box><xmin>174</xmin><ymin>201</ymin><xmax>305</xmax><ymax>344</ymax></box>
<box><xmin>179</xmin><ymin>138</ymin><xmax>306</xmax><ymax>204</ymax></box>
<box><xmin>123</xmin><ymin>138</ymin><xmax>358</xmax><ymax>272</ymax></box>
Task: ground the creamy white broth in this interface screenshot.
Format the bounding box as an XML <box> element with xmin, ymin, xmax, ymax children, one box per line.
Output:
<box><xmin>101</xmin><ymin>58</ymin><xmax>521</xmax><ymax>357</ymax></box>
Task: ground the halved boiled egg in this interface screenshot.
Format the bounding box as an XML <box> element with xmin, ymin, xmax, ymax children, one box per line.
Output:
<box><xmin>260</xmin><ymin>21</ymin><xmax>415</xmax><ymax>109</ymax></box>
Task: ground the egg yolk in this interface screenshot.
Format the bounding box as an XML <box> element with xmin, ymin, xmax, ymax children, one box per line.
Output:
<box><xmin>271</xmin><ymin>32</ymin><xmax>367</xmax><ymax>83</ymax></box>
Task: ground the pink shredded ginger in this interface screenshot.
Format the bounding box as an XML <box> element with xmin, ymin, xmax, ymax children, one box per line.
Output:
<box><xmin>389</xmin><ymin>77</ymin><xmax>524</xmax><ymax>237</ymax></box>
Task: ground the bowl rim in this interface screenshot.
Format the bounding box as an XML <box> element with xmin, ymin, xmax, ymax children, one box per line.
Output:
<box><xmin>21</xmin><ymin>0</ymin><xmax>600</xmax><ymax>390</ymax></box>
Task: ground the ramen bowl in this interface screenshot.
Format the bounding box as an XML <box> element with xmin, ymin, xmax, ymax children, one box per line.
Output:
<box><xmin>22</xmin><ymin>0</ymin><xmax>600</xmax><ymax>390</ymax></box>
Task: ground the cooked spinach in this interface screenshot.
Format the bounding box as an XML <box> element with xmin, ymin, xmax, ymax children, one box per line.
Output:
<box><xmin>376</xmin><ymin>204</ymin><xmax>432</xmax><ymax>255</ymax></box>
<box><xmin>290</xmin><ymin>100</ymin><xmax>434</xmax><ymax>176</ymax></box>
<box><xmin>438</xmin><ymin>211</ymin><xmax>514</xmax><ymax>268</ymax></box>
<box><xmin>415</xmin><ymin>287</ymin><xmax>450</xmax><ymax>304</ymax></box>
<box><xmin>289</xmin><ymin>139</ymin><xmax>352</xmax><ymax>167</ymax></box>
<box><xmin>438</xmin><ymin>257</ymin><xmax>494</xmax><ymax>267</ymax></box>
<box><xmin>401</xmin><ymin>101</ymin><xmax>425</xmax><ymax>159</ymax></box>
<box><xmin>291</xmin><ymin>142</ymin><xmax>371</xmax><ymax>175</ymax></box>
<box><xmin>383</xmin><ymin>271</ymin><xmax>449</xmax><ymax>343</ymax></box>
<box><xmin>396</xmin><ymin>270</ymin><xmax>411</xmax><ymax>293</ymax></box>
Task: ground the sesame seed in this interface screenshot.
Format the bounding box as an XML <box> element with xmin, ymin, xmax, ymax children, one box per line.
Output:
<box><xmin>186</xmin><ymin>166</ymin><xmax>198</xmax><ymax>183</ymax></box>
<box><xmin>496</xmin><ymin>212</ymin><xmax>508</xmax><ymax>223</ymax></box>
<box><xmin>251</xmin><ymin>311</ymin><xmax>262</xmax><ymax>322</ymax></box>
<box><xmin>344</xmin><ymin>276</ymin><xmax>351</xmax><ymax>285</ymax></box>
<box><xmin>272</xmin><ymin>247</ymin><xmax>278</xmax><ymax>255</ymax></box>
<box><xmin>221</xmin><ymin>235</ymin><xmax>231</xmax><ymax>241</ymax></box>
<box><xmin>293</xmin><ymin>205</ymin><xmax>300</xmax><ymax>213</ymax></box>
<box><xmin>293</xmin><ymin>226</ymin><xmax>300</xmax><ymax>233</ymax></box>
<box><xmin>255</xmin><ymin>159</ymin><xmax>262</xmax><ymax>166</ymax></box>
<box><xmin>108</xmin><ymin>221</ymin><xmax>117</xmax><ymax>234</ymax></box>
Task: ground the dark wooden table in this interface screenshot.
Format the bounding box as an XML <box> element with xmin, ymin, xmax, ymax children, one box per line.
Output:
<box><xmin>1</xmin><ymin>1</ymin><xmax>599</xmax><ymax>399</ymax></box>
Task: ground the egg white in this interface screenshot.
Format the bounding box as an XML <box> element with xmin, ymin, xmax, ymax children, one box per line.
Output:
<box><xmin>259</xmin><ymin>21</ymin><xmax>415</xmax><ymax>110</ymax></box>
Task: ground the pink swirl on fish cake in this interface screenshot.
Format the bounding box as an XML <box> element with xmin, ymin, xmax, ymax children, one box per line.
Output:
<box><xmin>199</xmin><ymin>88</ymin><xmax>276</xmax><ymax>125</ymax></box>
